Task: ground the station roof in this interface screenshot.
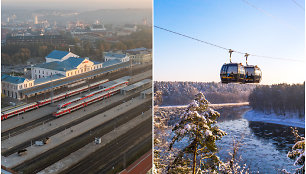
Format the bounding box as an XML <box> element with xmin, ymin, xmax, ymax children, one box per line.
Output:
<box><xmin>46</xmin><ymin>50</ymin><xmax>70</xmax><ymax>60</ymax></box>
<box><xmin>1</xmin><ymin>74</ymin><xmax>26</xmax><ymax>84</ymax></box>
<box><xmin>103</xmin><ymin>59</ymin><xmax>122</xmax><ymax>68</ymax></box>
<box><xmin>34</xmin><ymin>57</ymin><xmax>87</xmax><ymax>71</ymax></box>
<box><xmin>126</xmin><ymin>47</ymin><xmax>147</xmax><ymax>52</ymax></box>
<box><xmin>34</xmin><ymin>74</ymin><xmax>65</xmax><ymax>85</ymax></box>
<box><xmin>22</xmin><ymin>61</ymin><xmax>130</xmax><ymax>96</ymax></box>
<box><xmin>141</xmin><ymin>88</ymin><xmax>152</xmax><ymax>95</ymax></box>
<box><xmin>113</xmin><ymin>76</ymin><xmax>130</xmax><ymax>83</ymax></box>
<box><xmin>121</xmin><ymin>79</ymin><xmax>151</xmax><ymax>92</ymax></box>
<box><xmin>104</xmin><ymin>52</ymin><xmax>127</xmax><ymax>59</ymax></box>
<box><xmin>92</xmin><ymin>60</ymin><xmax>102</xmax><ymax>65</ymax></box>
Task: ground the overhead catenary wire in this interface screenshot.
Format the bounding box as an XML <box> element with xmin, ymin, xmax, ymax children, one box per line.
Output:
<box><xmin>154</xmin><ymin>25</ymin><xmax>304</xmax><ymax>62</ymax></box>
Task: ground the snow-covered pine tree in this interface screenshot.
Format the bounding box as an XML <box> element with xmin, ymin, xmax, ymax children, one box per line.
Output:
<box><xmin>282</xmin><ymin>127</ymin><xmax>305</xmax><ymax>174</ymax></box>
<box><xmin>168</xmin><ymin>93</ymin><xmax>226</xmax><ymax>174</ymax></box>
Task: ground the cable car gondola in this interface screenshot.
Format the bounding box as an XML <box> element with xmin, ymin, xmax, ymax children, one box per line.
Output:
<box><xmin>220</xmin><ymin>50</ymin><xmax>245</xmax><ymax>83</ymax></box>
<box><xmin>243</xmin><ymin>53</ymin><xmax>262</xmax><ymax>83</ymax></box>
<box><xmin>244</xmin><ymin>65</ymin><xmax>262</xmax><ymax>83</ymax></box>
<box><xmin>220</xmin><ymin>50</ymin><xmax>262</xmax><ymax>84</ymax></box>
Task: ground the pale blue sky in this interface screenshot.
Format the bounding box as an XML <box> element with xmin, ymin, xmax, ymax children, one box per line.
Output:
<box><xmin>154</xmin><ymin>0</ymin><xmax>305</xmax><ymax>84</ymax></box>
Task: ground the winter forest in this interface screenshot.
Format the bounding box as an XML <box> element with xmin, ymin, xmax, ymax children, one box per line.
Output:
<box><xmin>154</xmin><ymin>81</ymin><xmax>255</xmax><ymax>106</ymax></box>
<box><xmin>249</xmin><ymin>83</ymin><xmax>305</xmax><ymax>117</ymax></box>
<box><xmin>154</xmin><ymin>82</ymin><xmax>305</xmax><ymax>174</ymax></box>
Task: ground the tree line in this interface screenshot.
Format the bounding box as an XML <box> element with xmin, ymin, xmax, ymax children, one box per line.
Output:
<box><xmin>249</xmin><ymin>83</ymin><xmax>305</xmax><ymax>117</ymax></box>
<box><xmin>154</xmin><ymin>81</ymin><xmax>256</xmax><ymax>106</ymax></box>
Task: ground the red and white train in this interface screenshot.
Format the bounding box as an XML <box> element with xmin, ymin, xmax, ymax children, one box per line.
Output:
<box><xmin>57</xmin><ymin>80</ymin><xmax>128</xmax><ymax>110</ymax></box>
<box><xmin>1</xmin><ymin>79</ymin><xmax>109</xmax><ymax>120</ymax></box>
<box><xmin>53</xmin><ymin>80</ymin><xmax>128</xmax><ymax>117</ymax></box>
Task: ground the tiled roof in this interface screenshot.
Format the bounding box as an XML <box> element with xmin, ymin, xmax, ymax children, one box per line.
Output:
<box><xmin>92</xmin><ymin>60</ymin><xmax>102</xmax><ymax>65</ymax></box>
<box><xmin>34</xmin><ymin>57</ymin><xmax>86</xmax><ymax>71</ymax></box>
<box><xmin>1</xmin><ymin>74</ymin><xmax>26</xmax><ymax>84</ymax></box>
<box><xmin>46</xmin><ymin>50</ymin><xmax>70</xmax><ymax>60</ymax></box>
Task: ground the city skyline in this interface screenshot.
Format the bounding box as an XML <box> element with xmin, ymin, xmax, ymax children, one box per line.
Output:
<box><xmin>154</xmin><ymin>0</ymin><xmax>305</xmax><ymax>85</ymax></box>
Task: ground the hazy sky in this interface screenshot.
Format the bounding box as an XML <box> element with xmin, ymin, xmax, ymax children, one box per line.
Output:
<box><xmin>2</xmin><ymin>0</ymin><xmax>152</xmax><ymax>10</ymax></box>
<box><xmin>154</xmin><ymin>0</ymin><xmax>305</xmax><ymax>84</ymax></box>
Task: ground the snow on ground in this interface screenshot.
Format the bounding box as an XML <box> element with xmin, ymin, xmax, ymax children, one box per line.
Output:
<box><xmin>158</xmin><ymin>102</ymin><xmax>249</xmax><ymax>109</ymax></box>
<box><xmin>244</xmin><ymin>110</ymin><xmax>305</xmax><ymax>128</ymax></box>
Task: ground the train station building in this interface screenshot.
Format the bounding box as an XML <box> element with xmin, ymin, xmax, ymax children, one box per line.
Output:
<box><xmin>104</xmin><ymin>52</ymin><xmax>130</xmax><ymax>62</ymax></box>
<box><xmin>32</xmin><ymin>50</ymin><xmax>103</xmax><ymax>80</ymax></box>
<box><xmin>125</xmin><ymin>47</ymin><xmax>152</xmax><ymax>64</ymax></box>
<box><xmin>1</xmin><ymin>74</ymin><xmax>35</xmax><ymax>99</ymax></box>
<box><xmin>2</xmin><ymin>50</ymin><xmax>106</xmax><ymax>99</ymax></box>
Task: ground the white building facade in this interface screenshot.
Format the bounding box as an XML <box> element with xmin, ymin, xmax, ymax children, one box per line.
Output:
<box><xmin>2</xmin><ymin>74</ymin><xmax>34</xmax><ymax>99</ymax></box>
<box><xmin>104</xmin><ymin>52</ymin><xmax>130</xmax><ymax>62</ymax></box>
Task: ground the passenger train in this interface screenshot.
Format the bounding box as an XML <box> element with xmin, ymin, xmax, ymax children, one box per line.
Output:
<box><xmin>56</xmin><ymin>80</ymin><xmax>128</xmax><ymax>110</ymax></box>
<box><xmin>1</xmin><ymin>79</ymin><xmax>109</xmax><ymax>120</ymax></box>
<box><xmin>53</xmin><ymin>82</ymin><xmax>128</xmax><ymax>117</ymax></box>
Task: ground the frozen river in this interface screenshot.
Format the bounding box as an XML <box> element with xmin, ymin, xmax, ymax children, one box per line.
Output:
<box><xmin>216</xmin><ymin>108</ymin><xmax>305</xmax><ymax>173</ymax></box>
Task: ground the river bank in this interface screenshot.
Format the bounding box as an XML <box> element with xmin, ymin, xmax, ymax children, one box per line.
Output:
<box><xmin>244</xmin><ymin>110</ymin><xmax>305</xmax><ymax>128</ymax></box>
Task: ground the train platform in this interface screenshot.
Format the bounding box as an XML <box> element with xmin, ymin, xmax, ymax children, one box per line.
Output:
<box><xmin>1</xmin><ymin>105</ymin><xmax>57</xmax><ymax>133</ymax></box>
<box><xmin>2</xmin><ymin>96</ymin><xmax>151</xmax><ymax>168</ymax></box>
<box><xmin>141</xmin><ymin>89</ymin><xmax>153</xmax><ymax>99</ymax></box>
<box><xmin>38</xmin><ymin>110</ymin><xmax>152</xmax><ymax>174</ymax></box>
<box><xmin>1</xmin><ymin>70</ymin><xmax>151</xmax><ymax>134</ymax></box>
<box><xmin>121</xmin><ymin>79</ymin><xmax>151</xmax><ymax>95</ymax></box>
<box><xmin>1</xmin><ymin>87</ymin><xmax>144</xmax><ymax>153</ymax></box>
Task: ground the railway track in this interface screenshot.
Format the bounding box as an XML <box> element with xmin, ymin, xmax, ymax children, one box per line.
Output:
<box><xmin>1</xmin><ymin>115</ymin><xmax>55</xmax><ymax>141</ymax></box>
<box><xmin>1</xmin><ymin>73</ymin><xmax>151</xmax><ymax>142</ymax></box>
<box><xmin>25</xmin><ymin>63</ymin><xmax>151</xmax><ymax>103</ymax></box>
<box><xmin>2</xmin><ymin>90</ymin><xmax>151</xmax><ymax>157</ymax></box>
<box><xmin>13</xmin><ymin>101</ymin><xmax>152</xmax><ymax>173</ymax></box>
<box><xmin>59</xmin><ymin>118</ymin><xmax>152</xmax><ymax>174</ymax></box>
<box><xmin>96</xmin><ymin>135</ymin><xmax>152</xmax><ymax>174</ymax></box>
